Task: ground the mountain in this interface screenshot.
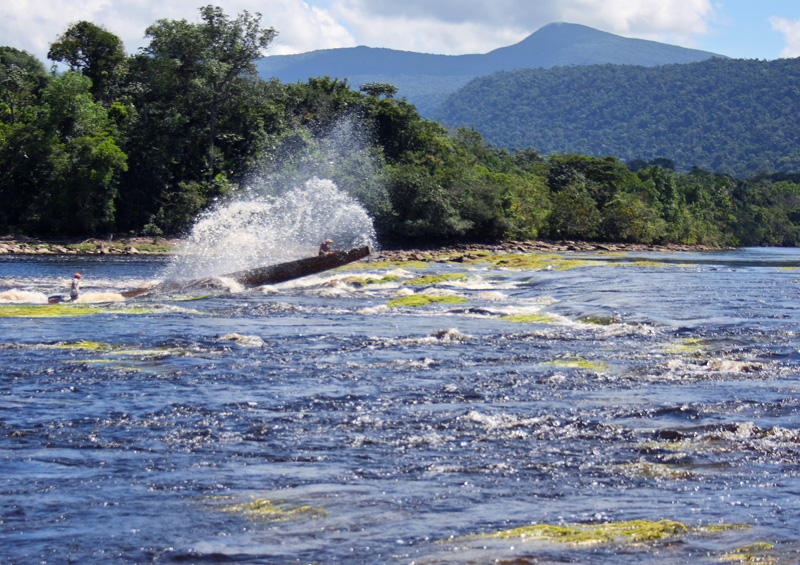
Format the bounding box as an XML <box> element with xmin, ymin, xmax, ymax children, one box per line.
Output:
<box><xmin>256</xmin><ymin>22</ymin><xmax>723</xmax><ymax>116</ymax></box>
<box><xmin>434</xmin><ymin>57</ymin><xmax>800</xmax><ymax>177</ymax></box>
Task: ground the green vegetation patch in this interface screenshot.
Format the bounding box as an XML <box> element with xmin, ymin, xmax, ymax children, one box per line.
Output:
<box><xmin>578</xmin><ymin>315</ymin><xmax>621</xmax><ymax>325</ymax></box>
<box><xmin>108</xmin><ymin>306</ymin><xmax>161</xmax><ymax>315</ymax></box>
<box><xmin>359</xmin><ymin>260</ymin><xmax>429</xmax><ymax>270</ymax></box>
<box><xmin>501</xmin><ymin>313</ymin><xmax>556</xmax><ymax>324</ymax></box>
<box><xmin>46</xmin><ymin>340</ymin><xmax>185</xmax><ymax>358</ymax></box>
<box><xmin>553</xmin><ymin>259</ymin><xmax>601</xmax><ymax>270</ymax></box>
<box><xmin>720</xmin><ymin>542</ymin><xmax>775</xmax><ymax>563</ymax></box>
<box><xmin>0</xmin><ymin>304</ymin><xmax>162</xmax><ymax>318</ymax></box>
<box><xmin>666</xmin><ymin>337</ymin><xmax>710</xmax><ymax>355</ymax></box>
<box><xmin>345</xmin><ymin>274</ymin><xmax>400</xmax><ymax>286</ymax></box>
<box><xmin>49</xmin><ymin>340</ymin><xmax>112</xmax><ymax>351</ymax></box>
<box><xmin>544</xmin><ymin>357</ymin><xmax>609</xmax><ymax>371</ymax></box>
<box><xmin>464</xmin><ymin>253</ymin><xmax>603</xmax><ymax>272</ymax></box>
<box><xmin>701</xmin><ymin>523</ymin><xmax>751</xmax><ymax>533</ymax></box>
<box><xmin>469</xmin><ymin>252</ymin><xmax>560</xmax><ymax>270</ymax></box>
<box><xmin>388</xmin><ymin>295</ymin><xmax>468</xmax><ymax>307</ymax></box>
<box><xmin>0</xmin><ymin>304</ymin><xmax>104</xmax><ymax>317</ymax></box>
<box><xmin>405</xmin><ymin>273</ymin><xmax>468</xmax><ymax>286</ymax></box>
<box><xmin>474</xmin><ymin>519</ymin><xmax>688</xmax><ymax>545</ymax></box>
<box><xmin>213</xmin><ymin>497</ymin><xmax>327</xmax><ymax>522</ymax></box>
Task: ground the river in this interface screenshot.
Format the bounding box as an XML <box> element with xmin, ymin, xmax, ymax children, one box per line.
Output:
<box><xmin>1</xmin><ymin>247</ymin><xmax>799</xmax><ymax>563</ymax></box>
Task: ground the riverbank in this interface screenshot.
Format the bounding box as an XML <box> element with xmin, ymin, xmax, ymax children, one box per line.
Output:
<box><xmin>371</xmin><ymin>240</ymin><xmax>731</xmax><ymax>263</ymax></box>
<box><xmin>0</xmin><ymin>235</ymin><xmax>181</xmax><ymax>256</ymax></box>
<box><xmin>0</xmin><ymin>234</ymin><xmax>730</xmax><ymax>259</ymax></box>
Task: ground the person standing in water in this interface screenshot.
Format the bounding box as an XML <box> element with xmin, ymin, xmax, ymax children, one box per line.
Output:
<box><xmin>70</xmin><ymin>273</ymin><xmax>81</xmax><ymax>301</ymax></box>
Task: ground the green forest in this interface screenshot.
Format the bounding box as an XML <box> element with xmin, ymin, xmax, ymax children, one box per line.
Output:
<box><xmin>2</xmin><ymin>5</ymin><xmax>800</xmax><ymax>247</ymax></box>
<box><xmin>435</xmin><ymin>58</ymin><xmax>800</xmax><ymax>178</ymax></box>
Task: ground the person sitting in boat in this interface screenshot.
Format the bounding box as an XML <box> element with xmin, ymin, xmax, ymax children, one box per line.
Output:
<box><xmin>70</xmin><ymin>273</ymin><xmax>82</xmax><ymax>301</ymax></box>
<box><xmin>319</xmin><ymin>239</ymin><xmax>335</xmax><ymax>256</ymax></box>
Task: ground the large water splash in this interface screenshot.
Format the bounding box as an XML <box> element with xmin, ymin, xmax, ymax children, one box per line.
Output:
<box><xmin>164</xmin><ymin>177</ymin><xmax>377</xmax><ymax>280</ymax></box>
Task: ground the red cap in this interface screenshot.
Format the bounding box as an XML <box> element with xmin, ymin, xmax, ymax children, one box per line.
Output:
<box><xmin>74</xmin><ymin>273</ymin><xmax>82</xmax><ymax>278</ymax></box>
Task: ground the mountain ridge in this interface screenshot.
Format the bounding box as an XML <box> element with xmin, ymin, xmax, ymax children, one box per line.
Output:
<box><xmin>434</xmin><ymin>57</ymin><xmax>800</xmax><ymax>177</ymax></box>
<box><xmin>256</xmin><ymin>22</ymin><xmax>724</xmax><ymax>116</ymax></box>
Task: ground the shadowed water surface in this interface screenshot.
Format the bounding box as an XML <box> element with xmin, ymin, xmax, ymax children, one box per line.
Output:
<box><xmin>1</xmin><ymin>247</ymin><xmax>800</xmax><ymax>563</ymax></box>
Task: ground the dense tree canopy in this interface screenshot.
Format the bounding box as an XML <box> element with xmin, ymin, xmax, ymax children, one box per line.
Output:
<box><xmin>435</xmin><ymin>58</ymin><xmax>800</xmax><ymax>178</ymax></box>
<box><xmin>1</xmin><ymin>6</ymin><xmax>800</xmax><ymax>247</ymax></box>
<box><xmin>48</xmin><ymin>21</ymin><xmax>127</xmax><ymax>103</ymax></box>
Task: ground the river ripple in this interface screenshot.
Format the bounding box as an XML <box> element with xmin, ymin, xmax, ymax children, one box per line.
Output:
<box><xmin>1</xmin><ymin>248</ymin><xmax>799</xmax><ymax>563</ymax></box>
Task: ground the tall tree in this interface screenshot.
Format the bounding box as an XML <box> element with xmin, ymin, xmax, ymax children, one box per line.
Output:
<box><xmin>0</xmin><ymin>47</ymin><xmax>49</xmax><ymax>124</ymax></box>
<box><xmin>142</xmin><ymin>5</ymin><xmax>276</xmax><ymax>175</ymax></box>
<box><xmin>47</xmin><ymin>22</ymin><xmax>127</xmax><ymax>103</ymax></box>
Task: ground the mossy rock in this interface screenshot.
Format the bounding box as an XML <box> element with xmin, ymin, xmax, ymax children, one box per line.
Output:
<box><xmin>666</xmin><ymin>337</ymin><xmax>710</xmax><ymax>355</ymax></box>
<box><xmin>0</xmin><ymin>304</ymin><xmax>104</xmax><ymax>317</ymax></box>
<box><xmin>388</xmin><ymin>295</ymin><xmax>468</xmax><ymax>307</ymax></box>
<box><xmin>213</xmin><ymin>497</ymin><xmax>327</xmax><ymax>522</ymax></box>
<box><xmin>578</xmin><ymin>315</ymin><xmax>621</xmax><ymax>325</ymax></box>
<box><xmin>470</xmin><ymin>252</ymin><xmax>560</xmax><ymax>270</ymax></box>
<box><xmin>344</xmin><ymin>275</ymin><xmax>400</xmax><ymax>286</ymax></box>
<box><xmin>49</xmin><ymin>340</ymin><xmax>112</xmax><ymax>351</ymax></box>
<box><xmin>476</xmin><ymin>519</ymin><xmax>688</xmax><ymax>544</ymax></box>
<box><xmin>720</xmin><ymin>541</ymin><xmax>775</xmax><ymax>563</ymax></box>
<box><xmin>0</xmin><ymin>304</ymin><xmax>161</xmax><ymax>318</ymax></box>
<box><xmin>544</xmin><ymin>358</ymin><xmax>609</xmax><ymax>371</ymax></box>
<box><xmin>501</xmin><ymin>313</ymin><xmax>556</xmax><ymax>324</ymax></box>
<box><xmin>359</xmin><ymin>260</ymin><xmax>429</xmax><ymax>270</ymax></box>
<box><xmin>405</xmin><ymin>273</ymin><xmax>468</xmax><ymax>286</ymax></box>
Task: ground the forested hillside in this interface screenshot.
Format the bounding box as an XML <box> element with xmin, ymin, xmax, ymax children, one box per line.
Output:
<box><xmin>257</xmin><ymin>22</ymin><xmax>722</xmax><ymax>117</ymax></box>
<box><xmin>2</xmin><ymin>6</ymin><xmax>800</xmax><ymax>248</ymax></box>
<box><xmin>436</xmin><ymin>57</ymin><xmax>800</xmax><ymax>177</ymax></box>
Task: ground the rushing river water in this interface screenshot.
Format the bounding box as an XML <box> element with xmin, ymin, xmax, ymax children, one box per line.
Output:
<box><xmin>1</xmin><ymin>247</ymin><xmax>800</xmax><ymax>563</ymax></box>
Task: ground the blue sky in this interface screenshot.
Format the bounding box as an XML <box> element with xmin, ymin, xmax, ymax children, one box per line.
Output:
<box><xmin>698</xmin><ymin>0</ymin><xmax>800</xmax><ymax>59</ymax></box>
<box><xmin>2</xmin><ymin>1</ymin><xmax>799</xmax><ymax>63</ymax></box>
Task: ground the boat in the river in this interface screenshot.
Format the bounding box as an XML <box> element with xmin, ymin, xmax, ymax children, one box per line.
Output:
<box><xmin>120</xmin><ymin>246</ymin><xmax>371</xmax><ymax>298</ymax></box>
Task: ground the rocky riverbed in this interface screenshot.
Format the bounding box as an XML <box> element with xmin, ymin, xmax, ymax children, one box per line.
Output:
<box><xmin>0</xmin><ymin>235</ymin><xmax>729</xmax><ymax>259</ymax></box>
<box><xmin>0</xmin><ymin>236</ymin><xmax>180</xmax><ymax>256</ymax></box>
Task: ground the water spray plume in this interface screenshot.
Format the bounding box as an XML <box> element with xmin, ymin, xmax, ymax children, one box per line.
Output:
<box><xmin>164</xmin><ymin>177</ymin><xmax>377</xmax><ymax>281</ymax></box>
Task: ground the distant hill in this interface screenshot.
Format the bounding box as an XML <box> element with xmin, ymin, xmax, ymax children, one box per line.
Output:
<box><xmin>257</xmin><ymin>22</ymin><xmax>723</xmax><ymax>116</ymax></box>
<box><xmin>434</xmin><ymin>57</ymin><xmax>800</xmax><ymax>177</ymax></box>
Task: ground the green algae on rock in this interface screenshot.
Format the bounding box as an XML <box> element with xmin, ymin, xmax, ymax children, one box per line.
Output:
<box><xmin>666</xmin><ymin>337</ymin><xmax>711</xmax><ymax>355</ymax></box>
<box><xmin>500</xmin><ymin>313</ymin><xmax>557</xmax><ymax>324</ymax></box>
<box><xmin>388</xmin><ymin>295</ymin><xmax>468</xmax><ymax>307</ymax></box>
<box><xmin>0</xmin><ymin>304</ymin><xmax>104</xmax><ymax>317</ymax></box>
<box><xmin>720</xmin><ymin>541</ymin><xmax>775</xmax><ymax>563</ymax></box>
<box><xmin>48</xmin><ymin>340</ymin><xmax>113</xmax><ymax>351</ymax></box>
<box><xmin>359</xmin><ymin>260</ymin><xmax>429</xmax><ymax>270</ymax></box>
<box><xmin>405</xmin><ymin>273</ymin><xmax>468</xmax><ymax>286</ymax></box>
<box><xmin>213</xmin><ymin>497</ymin><xmax>327</xmax><ymax>522</ymax></box>
<box><xmin>578</xmin><ymin>315</ymin><xmax>621</xmax><ymax>325</ymax></box>
<box><xmin>543</xmin><ymin>357</ymin><xmax>610</xmax><ymax>371</ymax></box>
<box><xmin>473</xmin><ymin>519</ymin><xmax>689</xmax><ymax>545</ymax></box>
<box><xmin>45</xmin><ymin>341</ymin><xmax>188</xmax><ymax>358</ymax></box>
<box><xmin>344</xmin><ymin>274</ymin><xmax>401</xmax><ymax>286</ymax></box>
<box><xmin>0</xmin><ymin>304</ymin><xmax>164</xmax><ymax>318</ymax></box>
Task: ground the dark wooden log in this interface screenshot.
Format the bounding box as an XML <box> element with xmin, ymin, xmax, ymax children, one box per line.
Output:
<box><xmin>225</xmin><ymin>246</ymin><xmax>371</xmax><ymax>286</ymax></box>
<box><xmin>120</xmin><ymin>246</ymin><xmax>371</xmax><ymax>298</ymax></box>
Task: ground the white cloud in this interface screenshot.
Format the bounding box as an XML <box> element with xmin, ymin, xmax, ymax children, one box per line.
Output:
<box><xmin>769</xmin><ymin>16</ymin><xmax>800</xmax><ymax>58</ymax></box>
<box><xmin>0</xmin><ymin>0</ymin><xmax>355</xmax><ymax>63</ymax></box>
<box><xmin>0</xmin><ymin>0</ymin><xmax>722</xmax><ymax>63</ymax></box>
<box><xmin>332</xmin><ymin>0</ymin><xmax>719</xmax><ymax>54</ymax></box>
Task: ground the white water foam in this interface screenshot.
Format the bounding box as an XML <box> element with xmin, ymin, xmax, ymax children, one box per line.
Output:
<box><xmin>164</xmin><ymin>177</ymin><xmax>377</xmax><ymax>281</ymax></box>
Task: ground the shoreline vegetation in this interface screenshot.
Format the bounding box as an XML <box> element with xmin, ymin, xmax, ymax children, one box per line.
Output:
<box><xmin>0</xmin><ymin>234</ymin><xmax>731</xmax><ymax>262</ymax></box>
<box><xmin>4</xmin><ymin>9</ymin><xmax>800</xmax><ymax>251</ymax></box>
